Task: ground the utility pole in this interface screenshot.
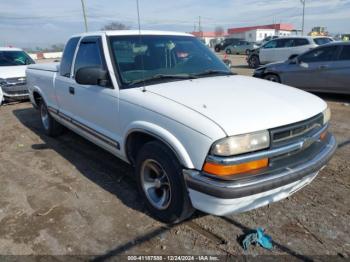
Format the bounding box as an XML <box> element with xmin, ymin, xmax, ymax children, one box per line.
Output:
<box><xmin>301</xmin><ymin>0</ymin><xmax>306</xmax><ymax>35</ymax></box>
<box><xmin>80</xmin><ymin>0</ymin><xmax>88</xmax><ymax>32</ymax></box>
<box><xmin>198</xmin><ymin>16</ymin><xmax>202</xmax><ymax>37</ymax></box>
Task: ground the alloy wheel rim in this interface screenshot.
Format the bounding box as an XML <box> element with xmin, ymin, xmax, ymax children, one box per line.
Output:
<box><xmin>140</xmin><ymin>159</ymin><xmax>171</xmax><ymax>210</ymax></box>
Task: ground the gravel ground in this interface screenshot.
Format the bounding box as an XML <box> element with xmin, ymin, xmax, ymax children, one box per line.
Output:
<box><xmin>0</xmin><ymin>56</ymin><xmax>349</xmax><ymax>260</ymax></box>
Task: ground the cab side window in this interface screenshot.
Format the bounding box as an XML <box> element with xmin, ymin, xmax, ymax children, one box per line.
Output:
<box><xmin>74</xmin><ymin>37</ymin><xmax>104</xmax><ymax>75</ymax></box>
<box><xmin>60</xmin><ymin>37</ymin><xmax>80</xmax><ymax>77</ymax></box>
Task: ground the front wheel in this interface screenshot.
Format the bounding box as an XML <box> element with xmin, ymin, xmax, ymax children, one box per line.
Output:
<box><xmin>225</xmin><ymin>49</ymin><xmax>232</xmax><ymax>54</ymax></box>
<box><xmin>264</xmin><ymin>74</ymin><xmax>281</xmax><ymax>83</ymax></box>
<box><xmin>248</xmin><ymin>55</ymin><xmax>260</xmax><ymax>68</ymax></box>
<box><xmin>40</xmin><ymin>101</ymin><xmax>64</xmax><ymax>137</ymax></box>
<box><xmin>135</xmin><ymin>141</ymin><xmax>194</xmax><ymax>224</ymax></box>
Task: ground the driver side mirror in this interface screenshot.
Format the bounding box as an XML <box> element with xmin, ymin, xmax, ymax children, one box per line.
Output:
<box><xmin>288</xmin><ymin>54</ymin><xmax>299</xmax><ymax>64</ymax></box>
<box><xmin>75</xmin><ymin>67</ymin><xmax>110</xmax><ymax>87</ymax></box>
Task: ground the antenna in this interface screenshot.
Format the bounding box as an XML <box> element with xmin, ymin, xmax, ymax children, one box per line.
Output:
<box><xmin>80</xmin><ymin>0</ymin><xmax>88</xmax><ymax>32</ymax></box>
<box><xmin>136</xmin><ymin>0</ymin><xmax>146</xmax><ymax>92</ymax></box>
<box><xmin>136</xmin><ymin>0</ymin><xmax>141</xmax><ymax>33</ymax></box>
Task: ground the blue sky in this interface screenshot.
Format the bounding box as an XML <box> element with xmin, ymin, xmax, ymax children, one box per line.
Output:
<box><xmin>0</xmin><ymin>0</ymin><xmax>349</xmax><ymax>48</ymax></box>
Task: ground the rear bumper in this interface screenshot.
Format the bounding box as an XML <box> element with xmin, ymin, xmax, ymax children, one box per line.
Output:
<box><xmin>184</xmin><ymin>133</ymin><xmax>337</xmax><ymax>215</ymax></box>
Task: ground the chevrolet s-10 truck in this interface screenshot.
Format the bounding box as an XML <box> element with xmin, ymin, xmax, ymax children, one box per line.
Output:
<box><xmin>26</xmin><ymin>31</ymin><xmax>337</xmax><ymax>223</ymax></box>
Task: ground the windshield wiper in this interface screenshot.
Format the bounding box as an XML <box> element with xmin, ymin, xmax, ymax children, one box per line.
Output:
<box><xmin>192</xmin><ymin>70</ymin><xmax>234</xmax><ymax>77</ymax></box>
<box><xmin>128</xmin><ymin>74</ymin><xmax>197</xmax><ymax>86</ymax></box>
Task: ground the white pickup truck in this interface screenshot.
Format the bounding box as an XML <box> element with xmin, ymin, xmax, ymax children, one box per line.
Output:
<box><xmin>26</xmin><ymin>31</ymin><xmax>336</xmax><ymax>223</ymax></box>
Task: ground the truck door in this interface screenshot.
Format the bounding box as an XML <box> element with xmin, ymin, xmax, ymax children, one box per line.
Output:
<box><xmin>55</xmin><ymin>37</ymin><xmax>80</xmax><ymax>118</ymax></box>
<box><xmin>69</xmin><ymin>36</ymin><xmax>120</xmax><ymax>152</ymax></box>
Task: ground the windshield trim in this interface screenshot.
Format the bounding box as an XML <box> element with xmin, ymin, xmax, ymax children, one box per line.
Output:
<box><xmin>107</xmin><ymin>35</ymin><xmax>231</xmax><ymax>89</ymax></box>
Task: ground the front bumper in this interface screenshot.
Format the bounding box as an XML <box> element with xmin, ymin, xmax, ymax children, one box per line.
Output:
<box><xmin>1</xmin><ymin>84</ymin><xmax>29</xmax><ymax>100</ymax></box>
<box><xmin>184</xmin><ymin>133</ymin><xmax>337</xmax><ymax>216</ymax></box>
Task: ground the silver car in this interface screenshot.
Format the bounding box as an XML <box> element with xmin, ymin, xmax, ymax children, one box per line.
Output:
<box><xmin>253</xmin><ymin>42</ymin><xmax>350</xmax><ymax>94</ymax></box>
<box><xmin>225</xmin><ymin>41</ymin><xmax>259</xmax><ymax>55</ymax></box>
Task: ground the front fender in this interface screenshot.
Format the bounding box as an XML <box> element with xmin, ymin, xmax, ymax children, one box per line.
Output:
<box><xmin>124</xmin><ymin>121</ymin><xmax>195</xmax><ymax>169</ymax></box>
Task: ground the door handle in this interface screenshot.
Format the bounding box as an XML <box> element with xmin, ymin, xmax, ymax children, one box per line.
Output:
<box><xmin>318</xmin><ymin>65</ymin><xmax>329</xmax><ymax>70</ymax></box>
<box><xmin>69</xmin><ymin>86</ymin><xmax>75</xmax><ymax>95</ymax></box>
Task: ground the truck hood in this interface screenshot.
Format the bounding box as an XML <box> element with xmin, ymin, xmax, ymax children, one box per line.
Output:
<box><xmin>146</xmin><ymin>75</ymin><xmax>327</xmax><ymax>136</ymax></box>
<box><xmin>0</xmin><ymin>66</ymin><xmax>27</xmax><ymax>79</ymax></box>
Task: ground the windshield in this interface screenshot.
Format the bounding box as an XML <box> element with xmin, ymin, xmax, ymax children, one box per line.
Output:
<box><xmin>109</xmin><ymin>35</ymin><xmax>231</xmax><ymax>87</ymax></box>
<box><xmin>0</xmin><ymin>51</ymin><xmax>35</xmax><ymax>66</ymax></box>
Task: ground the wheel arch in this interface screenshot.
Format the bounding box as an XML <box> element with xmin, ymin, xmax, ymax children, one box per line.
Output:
<box><xmin>124</xmin><ymin>122</ymin><xmax>195</xmax><ymax>169</ymax></box>
<box><xmin>31</xmin><ymin>86</ymin><xmax>46</xmax><ymax>108</ymax></box>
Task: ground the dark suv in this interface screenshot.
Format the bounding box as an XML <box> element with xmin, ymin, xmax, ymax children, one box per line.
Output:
<box><xmin>214</xmin><ymin>38</ymin><xmax>243</xmax><ymax>52</ymax></box>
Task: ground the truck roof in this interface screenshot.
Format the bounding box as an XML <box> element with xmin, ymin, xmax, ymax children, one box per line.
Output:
<box><xmin>0</xmin><ymin>47</ymin><xmax>23</xmax><ymax>51</ymax></box>
<box><xmin>71</xmin><ymin>30</ymin><xmax>193</xmax><ymax>38</ymax></box>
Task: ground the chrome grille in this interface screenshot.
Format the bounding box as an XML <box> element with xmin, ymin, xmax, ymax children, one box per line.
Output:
<box><xmin>270</xmin><ymin>113</ymin><xmax>323</xmax><ymax>148</ymax></box>
<box><xmin>3</xmin><ymin>89</ymin><xmax>29</xmax><ymax>95</ymax></box>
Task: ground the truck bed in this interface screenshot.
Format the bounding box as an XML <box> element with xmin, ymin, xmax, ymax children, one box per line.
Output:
<box><xmin>27</xmin><ymin>63</ymin><xmax>59</xmax><ymax>72</ymax></box>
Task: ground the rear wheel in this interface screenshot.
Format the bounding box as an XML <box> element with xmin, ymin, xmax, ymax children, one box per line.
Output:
<box><xmin>264</xmin><ymin>74</ymin><xmax>281</xmax><ymax>83</ymax></box>
<box><xmin>248</xmin><ymin>55</ymin><xmax>260</xmax><ymax>68</ymax></box>
<box><xmin>215</xmin><ymin>46</ymin><xmax>220</xmax><ymax>52</ymax></box>
<box><xmin>40</xmin><ymin>101</ymin><xmax>64</xmax><ymax>137</ymax></box>
<box><xmin>135</xmin><ymin>141</ymin><xmax>194</xmax><ymax>224</ymax></box>
<box><xmin>225</xmin><ymin>49</ymin><xmax>232</xmax><ymax>54</ymax></box>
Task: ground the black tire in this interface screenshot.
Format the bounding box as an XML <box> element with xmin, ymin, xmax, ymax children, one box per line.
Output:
<box><xmin>248</xmin><ymin>55</ymin><xmax>260</xmax><ymax>69</ymax></box>
<box><xmin>40</xmin><ymin>101</ymin><xmax>64</xmax><ymax>137</ymax></box>
<box><xmin>135</xmin><ymin>141</ymin><xmax>194</xmax><ymax>224</ymax></box>
<box><xmin>264</xmin><ymin>74</ymin><xmax>281</xmax><ymax>83</ymax></box>
<box><xmin>225</xmin><ymin>49</ymin><xmax>231</xmax><ymax>54</ymax></box>
<box><xmin>215</xmin><ymin>46</ymin><xmax>220</xmax><ymax>52</ymax></box>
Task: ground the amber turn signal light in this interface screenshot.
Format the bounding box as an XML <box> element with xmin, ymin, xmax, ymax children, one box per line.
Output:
<box><xmin>203</xmin><ymin>158</ymin><xmax>269</xmax><ymax>176</ymax></box>
<box><xmin>320</xmin><ymin>131</ymin><xmax>328</xmax><ymax>141</ymax></box>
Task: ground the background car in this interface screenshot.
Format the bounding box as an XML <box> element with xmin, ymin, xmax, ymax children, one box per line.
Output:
<box><xmin>247</xmin><ymin>36</ymin><xmax>334</xmax><ymax>68</ymax></box>
<box><xmin>0</xmin><ymin>47</ymin><xmax>35</xmax><ymax>102</ymax></box>
<box><xmin>224</xmin><ymin>41</ymin><xmax>259</xmax><ymax>55</ymax></box>
<box><xmin>253</xmin><ymin>42</ymin><xmax>350</xmax><ymax>94</ymax></box>
<box><xmin>214</xmin><ymin>38</ymin><xmax>243</xmax><ymax>52</ymax></box>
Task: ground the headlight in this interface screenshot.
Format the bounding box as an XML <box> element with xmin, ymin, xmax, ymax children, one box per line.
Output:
<box><xmin>211</xmin><ymin>130</ymin><xmax>270</xmax><ymax>156</ymax></box>
<box><xmin>323</xmin><ymin>107</ymin><xmax>331</xmax><ymax>125</ymax></box>
<box><xmin>0</xmin><ymin>78</ymin><xmax>6</xmax><ymax>86</ymax></box>
<box><xmin>254</xmin><ymin>66</ymin><xmax>265</xmax><ymax>73</ymax></box>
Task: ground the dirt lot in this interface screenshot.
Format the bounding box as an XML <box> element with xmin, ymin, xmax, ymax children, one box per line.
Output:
<box><xmin>0</xmin><ymin>56</ymin><xmax>349</xmax><ymax>259</ymax></box>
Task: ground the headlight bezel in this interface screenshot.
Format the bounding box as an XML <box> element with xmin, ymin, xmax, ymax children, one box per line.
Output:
<box><xmin>210</xmin><ymin>130</ymin><xmax>270</xmax><ymax>157</ymax></box>
<box><xmin>322</xmin><ymin>106</ymin><xmax>331</xmax><ymax>125</ymax></box>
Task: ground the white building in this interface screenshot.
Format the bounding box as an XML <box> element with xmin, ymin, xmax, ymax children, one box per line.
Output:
<box><xmin>227</xmin><ymin>24</ymin><xmax>295</xmax><ymax>42</ymax></box>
